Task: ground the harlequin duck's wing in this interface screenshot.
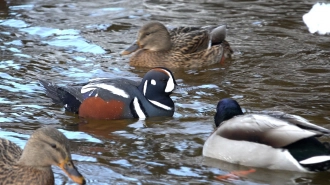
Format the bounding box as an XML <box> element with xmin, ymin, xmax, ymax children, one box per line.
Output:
<box><xmin>88</xmin><ymin>78</ymin><xmax>141</xmax><ymax>87</ymax></box>
<box><xmin>39</xmin><ymin>80</ymin><xmax>83</xmax><ymax>113</ymax></box>
<box><xmin>81</xmin><ymin>80</ymin><xmax>132</xmax><ymax>100</ymax></box>
<box><xmin>80</xmin><ymin>79</ymin><xmax>141</xmax><ymax>100</ymax></box>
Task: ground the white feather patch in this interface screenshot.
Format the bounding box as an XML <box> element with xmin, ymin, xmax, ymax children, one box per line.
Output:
<box><xmin>162</xmin><ymin>69</ymin><xmax>175</xmax><ymax>93</ymax></box>
<box><xmin>149</xmin><ymin>99</ymin><xmax>172</xmax><ymax>110</ymax></box>
<box><xmin>151</xmin><ymin>79</ymin><xmax>156</xmax><ymax>85</ymax></box>
<box><xmin>300</xmin><ymin>156</ymin><xmax>330</xmax><ymax>164</ymax></box>
<box><xmin>133</xmin><ymin>97</ymin><xmax>146</xmax><ymax>119</ymax></box>
<box><xmin>208</xmin><ymin>38</ymin><xmax>212</xmax><ymax>49</ymax></box>
<box><xmin>143</xmin><ymin>80</ymin><xmax>148</xmax><ymax>96</ymax></box>
<box><xmin>81</xmin><ymin>83</ymin><xmax>129</xmax><ymax>98</ymax></box>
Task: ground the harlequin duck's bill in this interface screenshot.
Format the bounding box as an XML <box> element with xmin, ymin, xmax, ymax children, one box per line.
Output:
<box><xmin>39</xmin><ymin>67</ymin><xmax>177</xmax><ymax>120</ymax></box>
<box><xmin>203</xmin><ymin>98</ymin><xmax>330</xmax><ymax>172</ymax></box>
<box><xmin>121</xmin><ymin>40</ymin><xmax>139</xmax><ymax>55</ymax></box>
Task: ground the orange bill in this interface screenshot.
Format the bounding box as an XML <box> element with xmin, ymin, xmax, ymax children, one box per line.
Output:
<box><xmin>59</xmin><ymin>159</ymin><xmax>86</xmax><ymax>185</ymax></box>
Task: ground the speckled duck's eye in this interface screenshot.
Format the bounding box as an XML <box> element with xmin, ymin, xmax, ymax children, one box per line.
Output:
<box><xmin>51</xmin><ymin>144</ymin><xmax>57</xmax><ymax>149</ymax></box>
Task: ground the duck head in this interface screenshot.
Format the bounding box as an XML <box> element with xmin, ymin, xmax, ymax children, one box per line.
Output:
<box><xmin>214</xmin><ymin>98</ymin><xmax>244</xmax><ymax>127</ymax></box>
<box><xmin>18</xmin><ymin>127</ymin><xmax>86</xmax><ymax>185</ymax></box>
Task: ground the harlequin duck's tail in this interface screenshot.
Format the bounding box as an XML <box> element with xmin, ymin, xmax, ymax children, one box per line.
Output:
<box><xmin>39</xmin><ymin>80</ymin><xmax>81</xmax><ymax>113</ymax></box>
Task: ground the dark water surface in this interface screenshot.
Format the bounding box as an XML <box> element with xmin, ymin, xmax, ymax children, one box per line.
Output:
<box><xmin>1</xmin><ymin>0</ymin><xmax>330</xmax><ymax>184</ymax></box>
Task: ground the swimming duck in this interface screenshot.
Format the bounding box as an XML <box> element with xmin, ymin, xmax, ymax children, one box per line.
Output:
<box><xmin>121</xmin><ymin>21</ymin><xmax>233</xmax><ymax>68</ymax></box>
<box><xmin>0</xmin><ymin>127</ymin><xmax>85</xmax><ymax>185</ymax></box>
<box><xmin>203</xmin><ymin>98</ymin><xmax>330</xmax><ymax>172</ymax></box>
<box><xmin>39</xmin><ymin>67</ymin><xmax>177</xmax><ymax>120</ymax></box>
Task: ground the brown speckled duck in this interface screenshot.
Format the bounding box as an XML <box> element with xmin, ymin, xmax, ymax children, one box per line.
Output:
<box><xmin>0</xmin><ymin>127</ymin><xmax>85</xmax><ymax>185</ymax></box>
<box><xmin>121</xmin><ymin>21</ymin><xmax>233</xmax><ymax>68</ymax></box>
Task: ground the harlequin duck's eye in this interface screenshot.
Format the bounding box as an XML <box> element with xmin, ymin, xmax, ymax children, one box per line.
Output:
<box><xmin>151</xmin><ymin>79</ymin><xmax>156</xmax><ymax>85</ymax></box>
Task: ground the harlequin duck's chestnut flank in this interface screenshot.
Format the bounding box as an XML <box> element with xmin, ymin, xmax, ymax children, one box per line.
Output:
<box><xmin>0</xmin><ymin>127</ymin><xmax>85</xmax><ymax>185</ymax></box>
<box><xmin>39</xmin><ymin>67</ymin><xmax>177</xmax><ymax>120</ymax></box>
<box><xmin>121</xmin><ymin>21</ymin><xmax>233</xmax><ymax>68</ymax></box>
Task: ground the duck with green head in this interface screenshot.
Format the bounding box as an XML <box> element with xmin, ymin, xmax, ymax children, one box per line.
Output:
<box><xmin>0</xmin><ymin>127</ymin><xmax>86</xmax><ymax>185</ymax></box>
<box><xmin>121</xmin><ymin>21</ymin><xmax>233</xmax><ymax>68</ymax></box>
<box><xmin>203</xmin><ymin>98</ymin><xmax>330</xmax><ymax>172</ymax></box>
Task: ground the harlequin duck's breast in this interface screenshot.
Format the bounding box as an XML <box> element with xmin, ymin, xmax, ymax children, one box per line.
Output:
<box><xmin>134</xmin><ymin>91</ymin><xmax>175</xmax><ymax>118</ymax></box>
<box><xmin>139</xmin><ymin>99</ymin><xmax>174</xmax><ymax>117</ymax></box>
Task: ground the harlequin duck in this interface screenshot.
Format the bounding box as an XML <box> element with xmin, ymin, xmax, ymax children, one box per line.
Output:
<box><xmin>39</xmin><ymin>67</ymin><xmax>177</xmax><ymax>120</ymax></box>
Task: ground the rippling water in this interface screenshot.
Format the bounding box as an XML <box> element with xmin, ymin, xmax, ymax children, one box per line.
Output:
<box><xmin>1</xmin><ymin>0</ymin><xmax>330</xmax><ymax>184</ymax></box>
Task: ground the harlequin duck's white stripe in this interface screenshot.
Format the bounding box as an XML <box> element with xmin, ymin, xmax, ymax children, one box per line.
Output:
<box><xmin>143</xmin><ymin>80</ymin><xmax>148</xmax><ymax>96</ymax></box>
<box><xmin>81</xmin><ymin>87</ymin><xmax>96</xmax><ymax>96</ymax></box>
<box><xmin>133</xmin><ymin>97</ymin><xmax>146</xmax><ymax>119</ymax></box>
<box><xmin>89</xmin><ymin>78</ymin><xmax>109</xmax><ymax>82</ymax></box>
<box><xmin>81</xmin><ymin>83</ymin><xmax>130</xmax><ymax>98</ymax></box>
<box><xmin>148</xmin><ymin>99</ymin><xmax>172</xmax><ymax>110</ymax></box>
<box><xmin>162</xmin><ymin>69</ymin><xmax>175</xmax><ymax>93</ymax></box>
<box><xmin>151</xmin><ymin>79</ymin><xmax>156</xmax><ymax>85</ymax></box>
<box><xmin>300</xmin><ymin>156</ymin><xmax>330</xmax><ymax>164</ymax></box>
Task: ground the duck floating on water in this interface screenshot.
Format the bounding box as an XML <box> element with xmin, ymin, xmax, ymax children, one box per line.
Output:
<box><xmin>121</xmin><ymin>21</ymin><xmax>233</xmax><ymax>68</ymax></box>
<box><xmin>203</xmin><ymin>98</ymin><xmax>330</xmax><ymax>172</ymax></box>
<box><xmin>40</xmin><ymin>67</ymin><xmax>177</xmax><ymax>120</ymax></box>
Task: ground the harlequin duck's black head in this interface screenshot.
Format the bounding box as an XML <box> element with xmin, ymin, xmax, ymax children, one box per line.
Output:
<box><xmin>138</xmin><ymin>67</ymin><xmax>177</xmax><ymax>111</ymax></box>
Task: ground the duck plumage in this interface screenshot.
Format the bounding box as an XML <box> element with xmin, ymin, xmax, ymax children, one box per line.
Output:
<box><xmin>203</xmin><ymin>98</ymin><xmax>330</xmax><ymax>172</ymax></box>
<box><xmin>121</xmin><ymin>22</ymin><xmax>233</xmax><ymax>68</ymax></box>
<box><xmin>0</xmin><ymin>127</ymin><xmax>85</xmax><ymax>185</ymax></box>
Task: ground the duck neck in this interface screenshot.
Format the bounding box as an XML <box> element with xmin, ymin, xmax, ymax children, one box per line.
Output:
<box><xmin>138</xmin><ymin>84</ymin><xmax>174</xmax><ymax>110</ymax></box>
<box><xmin>214</xmin><ymin>108</ymin><xmax>243</xmax><ymax>127</ymax></box>
<box><xmin>159</xmin><ymin>36</ymin><xmax>172</xmax><ymax>51</ymax></box>
<box><xmin>148</xmin><ymin>93</ymin><xmax>174</xmax><ymax>110</ymax></box>
<box><xmin>151</xmin><ymin>30</ymin><xmax>172</xmax><ymax>51</ymax></box>
<box><xmin>17</xmin><ymin>141</ymin><xmax>52</xmax><ymax>168</ymax></box>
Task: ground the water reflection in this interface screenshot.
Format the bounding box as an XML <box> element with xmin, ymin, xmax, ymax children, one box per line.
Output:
<box><xmin>1</xmin><ymin>0</ymin><xmax>330</xmax><ymax>184</ymax></box>
<box><xmin>0</xmin><ymin>0</ymin><xmax>8</xmax><ymax>19</ymax></box>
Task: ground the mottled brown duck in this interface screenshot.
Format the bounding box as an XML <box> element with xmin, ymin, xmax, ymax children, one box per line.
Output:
<box><xmin>121</xmin><ymin>21</ymin><xmax>233</xmax><ymax>68</ymax></box>
<box><xmin>0</xmin><ymin>127</ymin><xmax>85</xmax><ymax>185</ymax></box>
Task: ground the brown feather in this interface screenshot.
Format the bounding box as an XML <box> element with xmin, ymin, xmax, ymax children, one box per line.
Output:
<box><xmin>123</xmin><ymin>22</ymin><xmax>233</xmax><ymax>68</ymax></box>
<box><xmin>0</xmin><ymin>127</ymin><xmax>85</xmax><ymax>185</ymax></box>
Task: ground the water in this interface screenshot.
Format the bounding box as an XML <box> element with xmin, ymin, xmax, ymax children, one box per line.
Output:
<box><xmin>1</xmin><ymin>0</ymin><xmax>330</xmax><ymax>184</ymax></box>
